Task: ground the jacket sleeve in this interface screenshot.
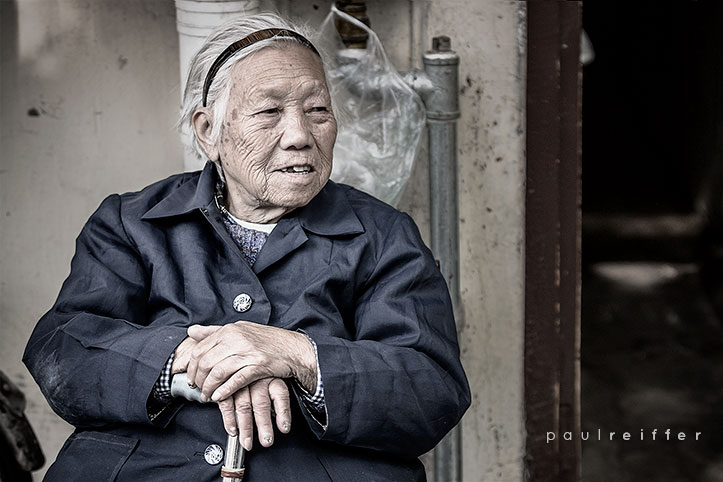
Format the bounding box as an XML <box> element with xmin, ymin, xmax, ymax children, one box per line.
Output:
<box><xmin>301</xmin><ymin>213</ymin><xmax>471</xmax><ymax>457</ymax></box>
<box><xmin>22</xmin><ymin>195</ymin><xmax>188</xmax><ymax>428</ymax></box>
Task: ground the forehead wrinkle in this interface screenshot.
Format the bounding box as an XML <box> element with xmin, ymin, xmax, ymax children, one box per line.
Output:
<box><xmin>227</xmin><ymin>45</ymin><xmax>329</xmax><ymax>101</ymax></box>
<box><xmin>243</xmin><ymin>78</ymin><xmax>330</xmax><ymax>107</ymax></box>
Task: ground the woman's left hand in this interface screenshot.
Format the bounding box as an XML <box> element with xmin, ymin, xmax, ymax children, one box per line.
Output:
<box><xmin>216</xmin><ymin>376</ymin><xmax>291</xmax><ymax>450</ymax></box>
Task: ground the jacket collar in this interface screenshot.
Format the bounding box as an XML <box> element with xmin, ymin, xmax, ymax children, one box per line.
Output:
<box><xmin>141</xmin><ymin>162</ymin><xmax>218</xmax><ymax>220</ymax></box>
<box><xmin>142</xmin><ymin>162</ymin><xmax>364</xmax><ymax>237</ymax></box>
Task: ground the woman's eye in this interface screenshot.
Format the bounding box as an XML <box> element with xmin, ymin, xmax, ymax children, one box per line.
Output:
<box><xmin>258</xmin><ymin>108</ymin><xmax>279</xmax><ymax>115</ymax></box>
<box><xmin>310</xmin><ymin>106</ymin><xmax>328</xmax><ymax>113</ymax></box>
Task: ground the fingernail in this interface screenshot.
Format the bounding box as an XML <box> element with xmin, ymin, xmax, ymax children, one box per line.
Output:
<box><xmin>281</xmin><ymin>421</ymin><xmax>291</xmax><ymax>433</ymax></box>
<box><xmin>211</xmin><ymin>391</ymin><xmax>220</xmax><ymax>402</ymax></box>
<box><xmin>243</xmin><ymin>437</ymin><xmax>253</xmax><ymax>451</ymax></box>
<box><xmin>200</xmin><ymin>394</ymin><xmax>208</xmax><ymax>403</ymax></box>
<box><xmin>263</xmin><ymin>434</ymin><xmax>273</xmax><ymax>446</ymax></box>
<box><xmin>229</xmin><ymin>427</ymin><xmax>237</xmax><ymax>436</ymax></box>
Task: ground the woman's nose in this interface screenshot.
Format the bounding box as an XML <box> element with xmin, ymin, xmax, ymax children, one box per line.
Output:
<box><xmin>279</xmin><ymin>110</ymin><xmax>313</xmax><ymax>150</ymax></box>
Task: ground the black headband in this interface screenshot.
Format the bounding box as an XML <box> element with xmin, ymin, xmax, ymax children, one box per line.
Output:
<box><xmin>201</xmin><ymin>28</ymin><xmax>320</xmax><ymax>107</ymax></box>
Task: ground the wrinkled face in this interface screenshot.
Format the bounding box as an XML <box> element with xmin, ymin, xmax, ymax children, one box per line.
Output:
<box><xmin>217</xmin><ymin>43</ymin><xmax>337</xmax><ymax>221</ymax></box>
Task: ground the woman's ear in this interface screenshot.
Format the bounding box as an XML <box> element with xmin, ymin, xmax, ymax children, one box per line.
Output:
<box><xmin>192</xmin><ymin>108</ymin><xmax>220</xmax><ymax>162</ymax></box>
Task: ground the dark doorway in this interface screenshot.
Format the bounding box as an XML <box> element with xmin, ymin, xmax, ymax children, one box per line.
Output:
<box><xmin>582</xmin><ymin>1</ymin><xmax>723</xmax><ymax>481</ymax></box>
<box><xmin>583</xmin><ymin>1</ymin><xmax>720</xmax><ymax>217</ymax></box>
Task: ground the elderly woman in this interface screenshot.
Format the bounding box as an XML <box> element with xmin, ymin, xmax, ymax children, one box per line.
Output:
<box><xmin>23</xmin><ymin>12</ymin><xmax>470</xmax><ymax>482</ymax></box>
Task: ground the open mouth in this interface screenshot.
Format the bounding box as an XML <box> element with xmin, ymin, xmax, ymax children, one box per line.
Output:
<box><xmin>278</xmin><ymin>165</ymin><xmax>313</xmax><ymax>174</ymax></box>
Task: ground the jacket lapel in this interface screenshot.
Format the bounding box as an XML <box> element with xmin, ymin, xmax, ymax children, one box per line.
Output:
<box><xmin>296</xmin><ymin>181</ymin><xmax>365</xmax><ymax>237</ymax></box>
<box><xmin>252</xmin><ymin>181</ymin><xmax>365</xmax><ymax>274</ymax></box>
<box><xmin>252</xmin><ymin>216</ymin><xmax>308</xmax><ymax>274</ymax></box>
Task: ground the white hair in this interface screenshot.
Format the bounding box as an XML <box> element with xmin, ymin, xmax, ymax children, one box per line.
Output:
<box><xmin>178</xmin><ymin>13</ymin><xmax>328</xmax><ymax>162</ymax></box>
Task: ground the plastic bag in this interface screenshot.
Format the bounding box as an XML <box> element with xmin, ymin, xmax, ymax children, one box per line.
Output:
<box><xmin>315</xmin><ymin>6</ymin><xmax>425</xmax><ymax>207</ymax></box>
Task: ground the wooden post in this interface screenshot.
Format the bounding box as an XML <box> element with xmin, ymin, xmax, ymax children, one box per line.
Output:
<box><xmin>525</xmin><ymin>2</ymin><xmax>582</xmax><ymax>481</ymax></box>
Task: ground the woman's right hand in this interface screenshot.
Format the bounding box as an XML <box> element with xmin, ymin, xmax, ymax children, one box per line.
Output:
<box><xmin>217</xmin><ymin>377</ymin><xmax>291</xmax><ymax>451</ymax></box>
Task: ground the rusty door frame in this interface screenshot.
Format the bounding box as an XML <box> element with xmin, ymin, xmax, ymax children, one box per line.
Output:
<box><xmin>524</xmin><ymin>2</ymin><xmax>582</xmax><ymax>481</ymax></box>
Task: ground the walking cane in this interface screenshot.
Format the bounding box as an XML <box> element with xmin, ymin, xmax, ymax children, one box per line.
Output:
<box><xmin>171</xmin><ymin>373</ymin><xmax>246</xmax><ymax>481</ymax></box>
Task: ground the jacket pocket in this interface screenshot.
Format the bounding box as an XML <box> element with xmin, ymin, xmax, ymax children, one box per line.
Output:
<box><xmin>44</xmin><ymin>431</ymin><xmax>139</xmax><ymax>482</ymax></box>
<box><xmin>316</xmin><ymin>450</ymin><xmax>426</xmax><ymax>482</ymax></box>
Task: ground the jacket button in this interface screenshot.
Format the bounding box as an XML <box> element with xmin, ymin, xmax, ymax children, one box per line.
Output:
<box><xmin>204</xmin><ymin>443</ymin><xmax>224</xmax><ymax>465</ymax></box>
<box><xmin>233</xmin><ymin>293</ymin><xmax>253</xmax><ymax>313</ymax></box>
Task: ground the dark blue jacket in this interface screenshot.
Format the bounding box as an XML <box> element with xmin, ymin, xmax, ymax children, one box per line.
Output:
<box><xmin>23</xmin><ymin>162</ymin><xmax>470</xmax><ymax>481</ymax></box>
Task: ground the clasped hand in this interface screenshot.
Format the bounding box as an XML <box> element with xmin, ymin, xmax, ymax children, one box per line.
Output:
<box><xmin>172</xmin><ymin>321</ymin><xmax>317</xmax><ymax>451</ymax></box>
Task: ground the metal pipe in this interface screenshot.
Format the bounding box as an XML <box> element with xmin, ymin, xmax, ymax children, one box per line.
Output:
<box><xmin>423</xmin><ymin>36</ymin><xmax>462</xmax><ymax>482</ymax></box>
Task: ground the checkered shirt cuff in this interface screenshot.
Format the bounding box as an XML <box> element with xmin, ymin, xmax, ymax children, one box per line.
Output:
<box><xmin>295</xmin><ymin>333</ymin><xmax>325</xmax><ymax>412</ymax></box>
<box><xmin>152</xmin><ymin>352</ymin><xmax>174</xmax><ymax>402</ymax></box>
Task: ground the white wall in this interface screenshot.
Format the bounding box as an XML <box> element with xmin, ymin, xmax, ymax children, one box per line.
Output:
<box><xmin>0</xmin><ymin>1</ymin><xmax>526</xmax><ymax>480</ymax></box>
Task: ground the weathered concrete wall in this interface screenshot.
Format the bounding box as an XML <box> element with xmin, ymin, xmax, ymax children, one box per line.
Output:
<box><xmin>0</xmin><ymin>1</ymin><xmax>183</xmax><ymax>479</ymax></box>
<box><xmin>1</xmin><ymin>1</ymin><xmax>525</xmax><ymax>480</ymax></box>
<box><xmin>419</xmin><ymin>3</ymin><xmax>527</xmax><ymax>479</ymax></box>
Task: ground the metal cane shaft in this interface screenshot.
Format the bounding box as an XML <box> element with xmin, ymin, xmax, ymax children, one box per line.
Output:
<box><xmin>221</xmin><ymin>434</ymin><xmax>246</xmax><ymax>480</ymax></box>
<box><xmin>170</xmin><ymin>374</ymin><xmax>246</xmax><ymax>479</ymax></box>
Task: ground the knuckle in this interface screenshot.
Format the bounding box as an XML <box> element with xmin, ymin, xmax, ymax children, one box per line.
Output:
<box><xmin>235</xmin><ymin>401</ymin><xmax>253</xmax><ymax>414</ymax></box>
<box><xmin>218</xmin><ymin>403</ymin><xmax>235</xmax><ymax>421</ymax></box>
<box><xmin>208</xmin><ymin>366</ymin><xmax>227</xmax><ymax>382</ymax></box>
<box><xmin>270</xmin><ymin>381</ymin><xmax>289</xmax><ymax>394</ymax></box>
<box><xmin>252</xmin><ymin>400</ymin><xmax>272</xmax><ymax>412</ymax></box>
<box><xmin>250</xmin><ymin>379</ymin><xmax>271</xmax><ymax>392</ymax></box>
<box><xmin>190</xmin><ymin>347</ymin><xmax>203</xmax><ymax>360</ymax></box>
<box><xmin>270</xmin><ymin>388</ymin><xmax>290</xmax><ymax>400</ymax></box>
<box><xmin>258</xmin><ymin>377</ymin><xmax>273</xmax><ymax>388</ymax></box>
<box><xmin>233</xmin><ymin>388</ymin><xmax>250</xmax><ymax>401</ymax></box>
<box><xmin>229</xmin><ymin>372</ymin><xmax>247</xmax><ymax>388</ymax></box>
<box><xmin>254</xmin><ymin>354</ymin><xmax>269</xmax><ymax>364</ymax></box>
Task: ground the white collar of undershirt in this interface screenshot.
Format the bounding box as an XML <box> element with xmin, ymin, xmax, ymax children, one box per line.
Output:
<box><xmin>226</xmin><ymin>212</ymin><xmax>277</xmax><ymax>234</ymax></box>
